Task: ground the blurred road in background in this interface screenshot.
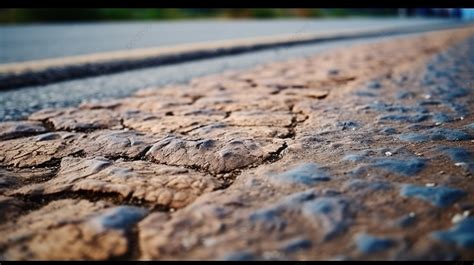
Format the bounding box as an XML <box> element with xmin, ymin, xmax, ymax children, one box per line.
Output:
<box><xmin>0</xmin><ymin>18</ymin><xmax>470</xmax><ymax>122</ymax></box>
<box><xmin>0</xmin><ymin>18</ymin><xmax>456</xmax><ymax>63</ymax></box>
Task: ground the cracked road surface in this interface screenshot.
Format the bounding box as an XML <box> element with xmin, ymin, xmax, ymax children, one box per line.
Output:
<box><xmin>1</xmin><ymin>26</ymin><xmax>474</xmax><ymax>260</ymax></box>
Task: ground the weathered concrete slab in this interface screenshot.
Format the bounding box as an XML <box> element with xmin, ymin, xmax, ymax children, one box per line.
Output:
<box><xmin>1</xmin><ymin>27</ymin><xmax>474</xmax><ymax>260</ymax></box>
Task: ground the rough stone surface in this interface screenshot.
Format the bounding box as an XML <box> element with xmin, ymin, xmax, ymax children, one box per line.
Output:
<box><xmin>29</xmin><ymin>107</ymin><xmax>122</xmax><ymax>131</ymax></box>
<box><xmin>145</xmin><ymin>135</ymin><xmax>283</xmax><ymax>174</ymax></box>
<box><xmin>0</xmin><ymin>132</ymin><xmax>83</xmax><ymax>167</ymax></box>
<box><xmin>1</xmin><ymin>199</ymin><xmax>109</xmax><ymax>259</ymax></box>
<box><xmin>0</xmin><ymin>200</ymin><xmax>147</xmax><ymax>260</ymax></box>
<box><xmin>0</xmin><ymin>167</ymin><xmax>54</xmax><ymax>194</ymax></box>
<box><xmin>0</xmin><ymin>195</ymin><xmax>26</xmax><ymax>224</ymax></box>
<box><xmin>77</xmin><ymin>130</ymin><xmax>158</xmax><ymax>159</ymax></box>
<box><xmin>12</xmin><ymin>157</ymin><xmax>220</xmax><ymax>209</ymax></box>
<box><xmin>0</xmin><ymin>121</ymin><xmax>47</xmax><ymax>140</ymax></box>
<box><xmin>2</xmin><ymin>27</ymin><xmax>474</xmax><ymax>260</ymax></box>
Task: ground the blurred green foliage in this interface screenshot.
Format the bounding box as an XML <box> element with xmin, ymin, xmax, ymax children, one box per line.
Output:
<box><xmin>0</xmin><ymin>9</ymin><xmax>399</xmax><ymax>24</ymax></box>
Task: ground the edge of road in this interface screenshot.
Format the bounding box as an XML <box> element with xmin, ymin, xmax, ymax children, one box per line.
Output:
<box><xmin>1</xmin><ymin>21</ymin><xmax>473</xmax><ymax>90</ymax></box>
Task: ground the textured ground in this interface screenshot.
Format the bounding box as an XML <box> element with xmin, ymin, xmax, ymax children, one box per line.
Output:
<box><xmin>1</xmin><ymin>26</ymin><xmax>474</xmax><ymax>260</ymax></box>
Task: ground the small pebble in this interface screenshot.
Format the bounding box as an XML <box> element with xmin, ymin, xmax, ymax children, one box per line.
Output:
<box><xmin>424</xmin><ymin>94</ymin><xmax>432</xmax><ymax>99</ymax></box>
<box><xmin>385</xmin><ymin>151</ymin><xmax>393</xmax><ymax>157</ymax></box>
<box><xmin>464</xmin><ymin>210</ymin><xmax>471</xmax><ymax>217</ymax></box>
<box><xmin>452</xmin><ymin>213</ymin><xmax>465</xmax><ymax>224</ymax></box>
<box><xmin>328</xmin><ymin>69</ymin><xmax>340</xmax><ymax>75</ymax></box>
<box><xmin>409</xmin><ymin>212</ymin><xmax>416</xmax><ymax>218</ymax></box>
<box><xmin>460</xmin><ymin>117</ymin><xmax>464</xmax><ymax>120</ymax></box>
<box><xmin>455</xmin><ymin>162</ymin><xmax>467</xmax><ymax>167</ymax></box>
<box><xmin>425</xmin><ymin>183</ymin><xmax>436</xmax><ymax>187</ymax></box>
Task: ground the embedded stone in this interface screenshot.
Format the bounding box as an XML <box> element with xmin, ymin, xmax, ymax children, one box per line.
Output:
<box><xmin>355</xmin><ymin>234</ymin><xmax>395</xmax><ymax>254</ymax></box>
<box><xmin>371</xmin><ymin>158</ymin><xmax>426</xmax><ymax>176</ymax></box>
<box><xmin>86</xmin><ymin>206</ymin><xmax>148</xmax><ymax>231</ymax></box>
<box><xmin>279</xmin><ymin>237</ymin><xmax>313</xmax><ymax>253</ymax></box>
<box><xmin>431</xmin><ymin>218</ymin><xmax>474</xmax><ymax>248</ymax></box>
<box><xmin>269</xmin><ymin>163</ymin><xmax>330</xmax><ymax>186</ymax></box>
<box><xmin>400</xmin><ymin>184</ymin><xmax>466</xmax><ymax>208</ymax></box>
<box><xmin>378</xmin><ymin>114</ymin><xmax>430</xmax><ymax>123</ymax></box>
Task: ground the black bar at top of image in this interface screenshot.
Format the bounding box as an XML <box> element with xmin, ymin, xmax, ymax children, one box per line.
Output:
<box><xmin>0</xmin><ymin>260</ymin><xmax>474</xmax><ymax>263</ymax></box>
<box><xmin>2</xmin><ymin>1</ymin><xmax>474</xmax><ymax>8</ymax></box>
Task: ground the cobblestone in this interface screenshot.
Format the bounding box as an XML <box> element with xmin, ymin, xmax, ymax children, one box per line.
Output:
<box><xmin>1</xmin><ymin>27</ymin><xmax>474</xmax><ymax>260</ymax></box>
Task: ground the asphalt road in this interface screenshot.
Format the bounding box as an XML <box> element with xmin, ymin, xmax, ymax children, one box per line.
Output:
<box><xmin>0</xmin><ymin>18</ymin><xmax>455</xmax><ymax>63</ymax></box>
<box><xmin>0</xmin><ymin>32</ymin><xmax>436</xmax><ymax>122</ymax></box>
